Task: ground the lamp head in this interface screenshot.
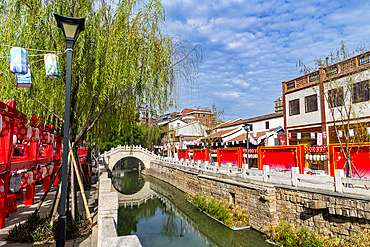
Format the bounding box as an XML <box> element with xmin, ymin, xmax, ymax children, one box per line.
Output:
<box><xmin>54</xmin><ymin>13</ymin><xmax>85</xmax><ymax>47</ymax></box>
<box><xmin>243</xmin><ymin>123</ymin><xmax>251</xmax><ymax>131</ymax></box>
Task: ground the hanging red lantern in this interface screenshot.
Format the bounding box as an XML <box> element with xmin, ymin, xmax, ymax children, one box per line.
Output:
<box><xmin>40</xmin><ymin>131</ymin><xmax>48</xmax><ymax>143</ymax></box>
<box><xmin>16</xmin><ymin>122</ymin><xmax>28</xmax><ymax>140</ymax></box>
<box><xmin>32</xmin><ymin>169</ymin><xmax>40</xmax><ymax>182</ymax></box>
<box><xmin>0</xmin><ymin>179</ymin><xmax>5</xmax><ymax>198</ymax></box>
<box><xmin>27</xmin><ymin>171</ymin><xmax>33</xmax><ymax>184</ymax></box>
<box><xmin>0</xmin><ymin>114</ymin><xmax>10</xmax><ymax>137</ymax></box>
<box><xmin>41</xmin><ymin>166</ymin><xmax>47</xmax><ymax>178</ymax></box>
<box><xmin>30</xmin><ymin>127</ymin><xmax>39</xmax><ymax>142</ymax></box>
<box><xmin>46</xmin><ymin>132</ymin><xmax>52</xmax><ymax>144</ymax></box>
<box><xmin>20</xmin><ymin>172</ymin><xmax>29</xmax><ymax>188</ymax></box>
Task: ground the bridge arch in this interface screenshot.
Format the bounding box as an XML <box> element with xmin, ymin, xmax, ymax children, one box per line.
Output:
<box><xmin>103</xmin><ymin>145</ymin><xmax>156</xmax><ymax>171</ymax></box>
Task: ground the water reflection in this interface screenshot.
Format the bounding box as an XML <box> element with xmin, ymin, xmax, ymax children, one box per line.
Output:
<box><xmin>114</xmin><ymin>170</ymin><xmax>269</xmax><ymax>247</ymax></box>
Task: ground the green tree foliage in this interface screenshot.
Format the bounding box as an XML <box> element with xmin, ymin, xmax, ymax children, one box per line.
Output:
<box><xmin>0</xmin><ymin>0</ymin><xmax>204</xmax><ymax>147</ymax></box>
<box><xmin>99</xmin><ymin>118</ymin><xmax>162</xmax><ymax>152</ymax></box>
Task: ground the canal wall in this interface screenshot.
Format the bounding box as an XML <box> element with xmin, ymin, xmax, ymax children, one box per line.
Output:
<box><xmin>97</xmin><ymin>164</ymin><xmax>142</xmax><ymax>247</ymax></box>
<box><xmin>147</xmin><ymin>161</ymin><xmax>370</xmax><ymax>239</ymax></box>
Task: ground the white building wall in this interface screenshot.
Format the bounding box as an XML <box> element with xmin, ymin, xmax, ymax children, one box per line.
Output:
<box><xmin>250</xmin><ymin>117</ymin><xmax>283</xmax><ymax>131</ymax></box>
<box><xmin>324</xmin><ymin>70</ymin><xmax>370</xmax><ymax>123</ymax></box>
<box><xmin>285</xmin><ymin>85</ymin><xmax>322</xmax><ymax>128</ymax></box>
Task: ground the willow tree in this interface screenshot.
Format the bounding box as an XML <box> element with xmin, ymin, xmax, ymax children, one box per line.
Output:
<box><xmin>0</xmin><ymin>0</ymin><xmax>204</xmax><ymax>148</ymax></box>
<box><xmin>0</xmin><ymin>0</ymin><xmax>204</xmax><ymax>225</ymax></box>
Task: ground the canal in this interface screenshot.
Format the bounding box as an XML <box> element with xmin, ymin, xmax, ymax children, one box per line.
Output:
<box><xmin>112</xmin><ymin>159</ymin><xmax>269</xmax><ymax>247</ymax></box>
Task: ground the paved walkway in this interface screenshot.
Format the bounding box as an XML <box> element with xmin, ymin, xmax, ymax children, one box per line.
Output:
<box><xmin>0</xmin><ymin>177</ymin><xmax>98</xmax><ymax>247</ymax></box>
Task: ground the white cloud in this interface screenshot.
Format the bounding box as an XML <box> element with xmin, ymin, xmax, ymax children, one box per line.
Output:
<box><xmin>164</xmin><ymin>0</ymin><xmax>370</xmax><ymax>120</ymax></box>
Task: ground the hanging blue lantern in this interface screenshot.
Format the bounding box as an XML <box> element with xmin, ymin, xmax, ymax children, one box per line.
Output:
<box><xmin>16</xmin><ymin>64</ymin><xmax>32</xmax><ymax>87</ymax></box>
<box><xmin>10</xmin><ymin>47</ymin><xmax>28</xmax><ymax>75</ymax></box>
<box><xmin>44</xmin><ymin>53</ymin><xmax>60</xmax><ymax>79</ymax></box>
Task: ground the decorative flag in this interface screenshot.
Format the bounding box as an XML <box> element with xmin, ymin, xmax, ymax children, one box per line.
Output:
<box><xmin>216</xmin><ymin>142</ymin><xmax>218</xmax><ymax>147</ymax></box>
<box><xmin>232</xmin><ymin>141</ymin><xmax>234</xmax><ymax>145</ymax></box>
<box><xmin>349</xmin><ymin>129</ymin><xmax>354</xmax><ymax>137</ymax></box>
<box><xmin>367</xmin><ymin>127</ymin><xmax>370</xmax><ymax>135</ymax></box>
<box><xmin>236</xmin><ymin>141</ymin><xmax>239</xmax><ymax>144</ymax></box>
<box><xmin>323</xmin><ymin>131</ymin><xmax>327</xmax><ymax>139</ymax></box>
<box><xmin>297</xmin><ymin>133</ymin><xmax>301</xmax><ymax>140</ymax></box>
<box><xmin>338</xmin><ymin>130</ymin><xmax>343</xmax><ymax>138</ymax></box>
<box><xmin>287</xmin><ymin>133</ymin><xmax>291</xmax><ymax>139</ymax></box>
<box><xmin>273</xmin><ymin>133</ymin><xmax>278</xmax><ymax>138</ymax></box>
<box><xmin>317</xmin><ymin>132</ymin><xmax>323</xmax><ymax>146</ymax></box>
<box><xmin>253</xmin><ymin>131</ymin><xmax>257</xmax><ymax>137</ymax></box>
<box><xmin>243</xmin><ymin>140</ymin><xmax>245</xmax><ymax>143</ymax></box>
<box><xmin>279</xmin><ymin>135</ymin><xmax>286</xmax><ymax>145</ymax></box>
<box><xmin>310</xmin><ymin>132</ymin><xmax>316</xmax><ymax>139</ymax></box>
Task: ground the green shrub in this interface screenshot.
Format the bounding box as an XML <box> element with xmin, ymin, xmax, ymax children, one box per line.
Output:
<box><xmin>266</xmin><ymin>221</ymin><xmax>370</xmax><ymax>247</ymax></box>
<box><xmin>7</xmin><ymin>212</ymin><xmax>92</xmax><ymax>243</ymax></box>
<box><xmin>187</xmin><ymin>193</ymin><xmax>248</xmax><ymax>228</ymax></box>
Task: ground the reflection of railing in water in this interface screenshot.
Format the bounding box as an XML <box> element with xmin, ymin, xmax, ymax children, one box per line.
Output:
<box><xmin>120</xmin><ymin>192</ymin><xmax>155</xmax><ymax>208</ymax></box>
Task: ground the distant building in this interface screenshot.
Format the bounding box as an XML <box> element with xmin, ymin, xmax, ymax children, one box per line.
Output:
<box><xmin>156</xmin><ymin>108</ymin><xmax>215</xmax><ymax>127</ymax></box>
<box><xmin>137</xmin><ymin>106</ymin><xmax>157</xmax><ymax>125</ymax></box>
<box><xmin>274</xmin><ymin>97</ymin><xmax>283</xmax><ymax>113</ymax></box>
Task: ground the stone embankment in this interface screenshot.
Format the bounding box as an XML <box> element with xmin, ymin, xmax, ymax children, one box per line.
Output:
<box><xmin>147</xmin><ymin>160</ymin><xmax>370</xmax><ymax>239</ymax></box>
<box><xmin>97</xmin><ymin>163</ymin><xmax>142</xmax><ymax>247</ymax></box>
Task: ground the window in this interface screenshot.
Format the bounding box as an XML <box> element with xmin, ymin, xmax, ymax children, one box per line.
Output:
<box><xmin>202</xmin><ymin>114</ymin><xmax>205</xmax><ymax>117</ymax></box>
<box><xmin>265</xmin><ymin>121</ymin><xmax>269</xmax><ymax>130</ymax></box>
<box><xmin>305</xmin><ymin>94</ymin><xmax>318</xmax><ymax>113</ymax></box>
<box><xmin>287</xmin><ymin>82</ymin><xmax>295</xmax><ymax>90</ymax></box>
<box><xmin>352</xmin><ymin>81</ymin><xmax>369</xmax><ymax>103</ymax></box>
<box><xmin>326</xmin><ymin>66</ymin><xmax>338</xmax><ymax>77</ymax></box>
<box><xmin>328</xmin><ymin>88</ymin><xmax>344</xmax><ymax>108</ymax></box>
<box><xmin>289</xmin><ymin>99</ymin><xmax>300</xmax><ymax>115</ymax></box>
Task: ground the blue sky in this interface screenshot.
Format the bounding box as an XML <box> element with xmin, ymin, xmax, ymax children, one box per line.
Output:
<box><xmin>163</xmin><ymin>0</ymin><xmax>370</xmax><ymax>120</ymax></box>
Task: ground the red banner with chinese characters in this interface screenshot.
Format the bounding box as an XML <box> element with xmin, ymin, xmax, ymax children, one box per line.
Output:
<box><xmin>178</xmin><ymin>149</ymin><xmax>189</xmax><ymax>160</ymax></box>
<box><xmin>279</xmin><ymin>135</ymin><xmax>286</xmax><ymax>145</ymax></box>
<box><xmin>258</xmin><ymin>145</ymin><xmax>305</xmax><ymax>174</ymax></box>
<box><xmin>328</xmin><ymin>143</ymin><xmax>370</xmax><ymax>179</ymax></box>
<box><xmin>217</xmin><ymin>147</ymin><xmax>243</xmax><ymax>168</ymax></box>
<box><xmin>193</xmin><ymin>149</ymin><xmax>209</xmax><ymax>163</ymax></box>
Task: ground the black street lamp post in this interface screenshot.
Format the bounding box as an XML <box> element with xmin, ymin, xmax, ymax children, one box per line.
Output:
<box><xmin>54</xmin><ymin>13</ymin><xmax>85</xmax><ymax>247</ymax></box>
<box><xmin>243</xmin><ymin>123</ymin><xmax>252</xmax><ymax>178</ymax></box>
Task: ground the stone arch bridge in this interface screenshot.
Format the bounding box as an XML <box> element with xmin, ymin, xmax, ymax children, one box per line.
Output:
<box><xmin>101</xmin><ymin>145</ymin><xmax>158</xmax><ymax>170</ymax></box>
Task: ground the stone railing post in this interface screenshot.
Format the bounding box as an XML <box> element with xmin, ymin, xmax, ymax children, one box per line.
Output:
<box><xmin>335</xmin><ymin>169</ymin><xmax>344</xmax><ymax>193</ymax></box>
<box><xmin>291</xmin><ymin>167</ymin><xmax>299</xmax><ymax>187</ymax></box>
<box><xmin>227</xmin><ymin>163</ymin><xmax>230</xmax><ymax>176</ymax></box>
<box><xmin>214</xmin><ymin>162</ymin><xmax>218</xmax><ymax>174</ymax></box>
<box><xmin>263</xmin><ymin>165</ymin><xmax>270</xmax><ymax>182</ymax></box>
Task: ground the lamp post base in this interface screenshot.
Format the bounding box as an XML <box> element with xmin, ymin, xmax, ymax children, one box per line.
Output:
<box><xmin>56</xmin><ymin>215</ymin><xmax>67</xmax><ymax>246</ymax></box>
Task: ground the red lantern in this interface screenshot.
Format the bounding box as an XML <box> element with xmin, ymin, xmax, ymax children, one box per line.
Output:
<box><xmin>40</xmin><ymin>131</ymin><xmax>50</xmax><ymax>144</ymax></box>
<box><xmin>0</xmin><ymin>179</ymin><xmax>5</xmax><ymax>198</ymax></box>
<box><xmin>20</xmin><ymin>172</ymin><xmax>29</xmax><ymax>188</ymax></box>
<box><xmin>16</xmin><ymin>122</ymin><xmax>28</xmax><ymax>140</ymax></box>
<box><xmin>46</xmin><ymin>132</ymin><xmax>52</xmax><ymax>144</ymax></box>
<box><xmin>27</xmin><ymin>171</ymin><xmax>33</xmax><ymax>184</ymax></box>
<box><xmin>41</xmin><ymin>166</ymin><xmax>47</xmax><ymax>178</ymax></box>
<box><xmin>47</xmin><ymin>164</ymin><xmax>54</xmax><ymax>176</ymax></box>
<box><xmin>24</xmin><ymin>126</ymin><xmax>32</xmax><ymax>141</ymax></box>
<box><xmin>32</xmin><ymin>169</ymin><xmax>40</xmax><ymax>182</ymax></box>
<box><xmin>0</xmin><ymin>114</ymin><xmax>10</xmax><ymax>137</ymax></box>
<box><xmin>30</xmin><ymin>127</ymin><xmax>39</xmax><ymax>142</ymax></box>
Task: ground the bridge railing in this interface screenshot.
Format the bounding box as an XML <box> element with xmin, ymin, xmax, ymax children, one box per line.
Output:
<box><xmin>152</xmin><ymin>158</ymin><xmax>370</xmax><ymax>197</ymax></box>
<box><xmin>104</xmin><ymin>145</ymin><xmax>158</xmax><ymax>158</ymax></box>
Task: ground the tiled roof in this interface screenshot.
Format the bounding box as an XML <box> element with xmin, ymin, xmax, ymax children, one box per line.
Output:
<box><xmin>205</xmin><ymin>128</ymin><xmax>238</xmax><ymax>139</ymax></box>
